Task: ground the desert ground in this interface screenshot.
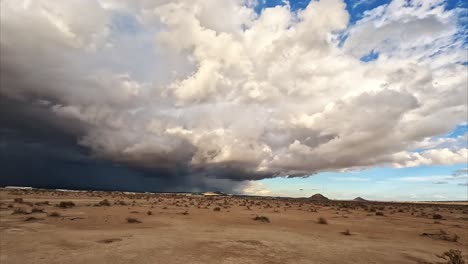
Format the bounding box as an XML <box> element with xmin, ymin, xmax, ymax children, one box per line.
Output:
<box><xmin>0</xmin><ymin>188</ymin><xmax>467</xmax><ymax>264</ymax></box>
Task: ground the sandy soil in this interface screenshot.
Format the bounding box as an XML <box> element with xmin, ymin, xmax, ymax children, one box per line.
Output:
<box><xmin>0</xmin><ymin>189</ymin><xmax>467</xmax><ymax>264</ymax></box>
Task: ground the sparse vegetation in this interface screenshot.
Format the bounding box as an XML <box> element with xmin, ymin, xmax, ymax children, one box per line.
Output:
<box><xmin>97</xmin><ymin>199</ymin><xmax>111</xmax><ymax>206</ymax></box>
<box><xmin>318</xmin><ymin>217</ymin><xmax>328</xmax><ymax>224</ymax></box>
<box><xmin>437</xmin><ymin>249</ymin><xmax>465</xmax><ymax>264</ymax></box>
<box><xmin>421</xmin><ymin>229</ymin><xmax>458</xmax><ymax>242</ymax></box>
<box><xmin>126</xmin><ymin>217</ymin><xmax>141</xmax><ymax>223</ymax></box>
<box><xmin>114</xmin><ymin>200</ymin><xmax>127</xmax><ymax>206</ymax></box>
<box><xmin>57</xmin><ymin>201</ymin><xmax>75</xmax><ymax>208</ymax></box>
<box><xmin>433</xmin><ymin>213</ymin><xmax>443</xmax><ymax>220</ymax></box>
<box><xmin>375</xmin><ymin>211</ymin><xmax>384</xmax><ymax>216</ymax></box>
<box><xmin>13</xmin><ymin>198</ymin><xmax>23</xmax><ymax>203</ymax></box>
<box><xmin>12</xmin><ymin>208</ymin><xmax>29</xmax><ymax>215</ymax></box>
<box><xmin>48</xmin><ymin>212</ymin><xmax>61</xmax><ymax>217</ymax></box>
<box><xmin>213</xmin><ymin>207</ymin><xmax>221</xmax><ymax>211</ymax></box>
<box><xmin>31</xmin><ymin>207</ymin><xmax>45</xmax><ymax>213</ymax></box>
<box><xmin>253</xmin><ymin>215</ymin><xmax>270</xmax><ymax>223</ymax></box>
<box><xmin>341</xmin><ymin>229</ymin><xmax>351</xmax><ymax>236</ymax></box>
<box><xmin>147</xmin><ymin>210</ymin><xmax>152</xmax><ymax>215</ymax></box>
<box><xmin>24</xmin><ymin>216</ymin><xmax>43</xmax><ymax>222</ymax></box>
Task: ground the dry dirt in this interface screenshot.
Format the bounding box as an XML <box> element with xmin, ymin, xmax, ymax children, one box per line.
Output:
<box><xmin>1</xmin><ymin>188</ymin><xmax>467</xmax><ymax>264</ymax></box>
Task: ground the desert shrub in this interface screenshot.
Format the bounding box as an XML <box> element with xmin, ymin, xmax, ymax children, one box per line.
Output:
<box><xmin>341</xmin><ymin>229</ymin><xmax>351</xmax><ymax>236</ymax></box>
<box><xmin>421</xmin><ymin>230</ymin><xmax>458</xmax><ymax>242</ymax></box>
<box><xmin>376</xmin><ymin>211</ymin><xmax>384</xmax><ymax>216</ymax></box>
<box><xmin>24</xmin><ymin>216</ymin><xmax>42</xmax><ymax>222</ymax></box>
<box><xmin>57</xmin><ymin>201</ymin><xmax>75</xmax><ymax>208</ymax></box>
<box><xmin>398</xmin><ymin>209</ymin><xmax>404</xmax><ymax>213</ymax></box>
<box><xmin>437</xmin><ymin>249</ymin><xmax>465</xmax><ymax>264</ymax></box>
<box><xmin>114</xmin><ymin>200</ymin><xmax>127</xmax><ymax>206</ymax></box>
<box><xmin>213</xmin><ymin>207</ymin><xmax>221</xmax><ymax>212</ymax></box>
<box><xmin>98</xmin><ymin>199</ymin><xmax>111</xmax><ymax>206</ymax></box>
<box><xmin>369</xmin><ymin>208</ymin><xmax>376</xmax><ymax>212</ymax></box>
<box><xmin>126</xmin><ymin>217</ymin><xmax>141</xmax><ymax>223</ymax></box>
<box><xmin>22</xmin><ymin>202</ymin><xmax>34</xmax><ymax>207</ymax></box>
<box><xmin>433</xmin><ymin>214</ymin><xmax>444</xmax><ymax>220</ymax></box>
<box><xmin>182</xmin><ymin>210</ymin><xmax>189</xmax><ymax>215</ymax></box>
<box><xmin>318</xmin><ymin>217</ymin><xmax>328</xmax><ymax>224</ymax></box>
<box><xmin>35</xmin><ymin>201</ymin><xmax>49</xmax><ymax>206</ymax></box>
<box><xmin>12</xmin><ymin>208</ymin><xmax>29</xmax><ymax>215</ymax></box>
<box><xmin>13</xmin><ymin>198</ymin><xmax>23</xmax><ymax>203</ymax></box>
<box><xmin>48</xmin><ymin>212</ymin><xmax>61</xmax><ymax>217</ymax></box>
<box><xmin>253</xmin><ymin>215</ymin><xmax>270</xmax><ymax>223</ymax></box>
<box><xmin>31</xmin><ymin>207</ymin><xmax>45</xmax><ymax>213</ymax></box>
<box><xmin>147</xmin><ymin>211</ymin><xmax>152</xmax><ymax>215</ymax></box>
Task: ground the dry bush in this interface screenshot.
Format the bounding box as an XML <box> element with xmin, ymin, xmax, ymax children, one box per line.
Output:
<box><xmin>147</xmin><ymin>211</ymin><xmax>152</xmax><ymax>215</ymax></box>
<box><xmin>24</xmin><ymin>216</ymin><xmax>43</xmax><ymax>222</ymax></box>
<box><xmin>13</xmin><ymin>198</ymin><xmax>23</xmax><ymax>203</ymax></box>
<box><xmin>35</xmin><ymin>201</ymin><xmax>49</xmax><ymax>206</ymax></box>
<box><xmin>48</xmin><ymin>212</ymin><xmax>61</xmax><ymax>217</ymax></box>
<box><xmin>114</xmin><ymin>200</ymin><xmax>128</xmax><ymax>206</ymax></box>
<box><xmin>421</xmin><ymin>229</ymin><xmax>458</xmax><ymax>242</ymax></box>
<box><xmin>31</xmin><ymin>207</ymin><xmax>45</xmax><ymax>213</ymax></box>
<box><xmin>375</xmin><ymin>211</ymin><xmax>385</xmax><ymax>216</ymax></box>
<box><xmin>253</xmin><ymin>215</ymin><xmax>270</xmax><ymax>223</ymax></box>
<box><xmin>126</xmin><ymin>217</ymin><xmax>141</xmax><ymax>223</ymax></box>
<box><xmin>213</xmin><ymin>207</ymin><xmax>221</xmax><ymax>212</ymax></box>
<box><xmin>12</xmin><ymin>208</ymin><xmax>29</xmax><ymax>215</ymax></box>
<box><xmin>182</xmin><ymin>210</ymin><xmax>189</xmax><ymax>215</ymax></box>
<box><xmin>57</xmin><ymin>201</ymin><xmax>75</xmax><ymax>208</ymax></box>
<box><xmin>341</xmin><ymin>229</ymin><xmax>351</xmax><ymax>236</ymax></box>
<box><xmin>437</xmin><ymin>249</ymin><xmax>465</xmax><ymax>264</ymax></box>
<box><xmin>433</xmin><ymin>214</ymin><xmax>444</xmax><ymax>220</ymax></box>
<box><xmin>318</xmin><ymin>217</ymin><xmax>328</xmax><ymax>224</ymax></box>
<box><xmin>97</xmin><ymin>199</ymin><xmax>111</xmax><ymax>206</ymax></box>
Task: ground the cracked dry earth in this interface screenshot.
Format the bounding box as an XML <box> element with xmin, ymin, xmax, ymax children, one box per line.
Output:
<box><xmin>0</xmin><ymin>189</ymin><xmax>467</xmax><ymax>264</ymax></box>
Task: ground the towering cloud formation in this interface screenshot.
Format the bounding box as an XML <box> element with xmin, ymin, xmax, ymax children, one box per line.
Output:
<box><xmin>1</xmin><ymin>0</ymin><xmax>466</xmax><ymax>191</ymax></box>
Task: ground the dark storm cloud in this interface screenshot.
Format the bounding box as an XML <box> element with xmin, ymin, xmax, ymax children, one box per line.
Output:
<box><xmin>0</xmin><ymin>98</ymin><xmax>247</xmax><ymax>193</ymax></box>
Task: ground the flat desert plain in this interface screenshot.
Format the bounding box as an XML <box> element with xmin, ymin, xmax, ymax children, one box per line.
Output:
<box><xmin>0</xmin><ymin>188</ymin><xmax>467</xmax><ymax>264</ymax></box>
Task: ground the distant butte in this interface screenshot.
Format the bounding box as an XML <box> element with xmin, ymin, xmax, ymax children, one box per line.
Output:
<box><xmin>309</xmin><ymin>193</ymin><xmax>329</xmax><ymax>201</ymax></box>
<box><xmin>353</xmin><ymin>197</ymin><xmax>367</xmax><ymax>202</ymax></box>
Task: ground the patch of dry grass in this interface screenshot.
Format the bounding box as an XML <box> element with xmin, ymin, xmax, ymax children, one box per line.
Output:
<box><xmin>253</xmin><ymin>215</ymin><xmax>270</xmax><ymax>223</ymax></box>
<box><xmin>317</xmin><ymin>217</ymin><xmax>328</xmax><ymax>224</ymax></box>
<box><xmin>437</xmin><ymin>249</ymin><xmax>465</xmax><ymax>264</ymax></box>
<box><xmin>126</xmin><ymin>217</ymin><xmax>141</xmax><ymax>223</ymax></box>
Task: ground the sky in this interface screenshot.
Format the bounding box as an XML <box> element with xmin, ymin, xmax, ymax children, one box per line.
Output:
<box><xmin>0</xmin><ymin>0</ymin><xmax>467</xmax><ymax>201</ymax></box>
